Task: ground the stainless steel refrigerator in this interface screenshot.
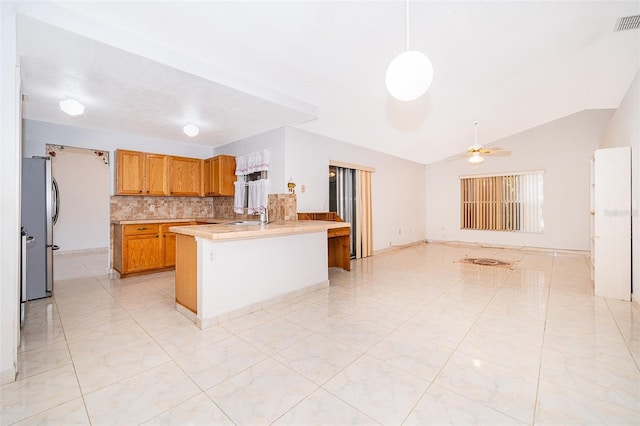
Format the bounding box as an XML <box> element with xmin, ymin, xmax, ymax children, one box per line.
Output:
<box><xmin>21</xmin><ymin>156</ymin><xmax>59</xmax><ymax>301</ymax></box>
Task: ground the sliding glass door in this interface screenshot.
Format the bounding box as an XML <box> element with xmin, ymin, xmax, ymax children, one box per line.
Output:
<box><xmin>329</xmin><ymin>165</ymin><xmax>356</xmax><ymax>257</ymax></box>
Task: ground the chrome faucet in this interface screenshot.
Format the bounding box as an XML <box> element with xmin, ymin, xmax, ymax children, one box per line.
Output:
<box><xmin>255</xmin><ymin>206</ymin><xmax>269</xmax><ymax>225</ymax></box>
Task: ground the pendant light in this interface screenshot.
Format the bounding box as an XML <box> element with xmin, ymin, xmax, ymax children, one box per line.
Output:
<box><xmin>385</xmin><ymin>0</ymin><xmax>433</xmax><ymax>101</ymax></box>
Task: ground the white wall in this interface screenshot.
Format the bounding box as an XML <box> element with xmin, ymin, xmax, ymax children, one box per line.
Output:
<box><xmin>284</xmin><ymin>127</ymin><xmax>426</xmax><ymax>251</ymax></box>
<box><xmin>425</xmin><ymin>110</ymin><xmax>614</xmax><ymax>251</ymax></box>
<box><xmin>600</xmin><ymin>72</ymin><xmax>640</xmax><ymax>304</ymax></box>
<box><xmin>1</xmin><ymin>1</ymin><xmax>20</xmax><ymax>384</ymax></box>
<box><xmin>50</xmin><ymin>147</ymin><xmax>110</xmax><ymax>252</ymax></box>
<box><xmin>22</xmin><ymin>119</ymin><xmax>213</xmax><ymax>195</ymax></box>
<box><xmin>213</xmin><ymin>127</ymin><xmax>286</xmax><ymax>194</ymax></box>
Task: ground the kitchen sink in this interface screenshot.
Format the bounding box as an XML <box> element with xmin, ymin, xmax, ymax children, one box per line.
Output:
<box><xmin>226</xmin><ymin>220</ymin><xmax>263</xmax><ymax>226</ymax></box>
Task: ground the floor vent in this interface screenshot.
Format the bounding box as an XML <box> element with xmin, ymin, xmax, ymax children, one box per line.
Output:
<box><xmin>615</xmin><ymin>15</ymin><xmax>640</xmax><ymax>32</ymax></box>
<box><xmin>458</xmin><ymin>258</ymin><xmax>514</xmax><ymax>268</ymax></box>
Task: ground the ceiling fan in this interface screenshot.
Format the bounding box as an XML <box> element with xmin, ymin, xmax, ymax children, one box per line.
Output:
<box><xmin>444</xmin><ymin>122</ymin><xmax>511</xmax><ymax>164</ymax></box>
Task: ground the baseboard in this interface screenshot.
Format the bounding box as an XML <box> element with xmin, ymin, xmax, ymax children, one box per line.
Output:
<box><xmin>425</xmin><ymin>239</ymin><xmax>590</xmax><ymax>255</ymax></box>
<box><xmin>195</xmin><ymin>279</ymin><xmax>330</xmax><ymax>329</ymax></box>
<box><xmin>54</xmin><ymin>247</ymin><xmax>108</xmax><ymax>257</ymax></box>
<box><xmin>373</xmin><ymin>240</ymin><xmax>426</xmax><ymax>256</ymax></box>
<box><xmin>0</xmin><ymin>365</ymin><xmax>16</xmax><ymax>385</ymax></box>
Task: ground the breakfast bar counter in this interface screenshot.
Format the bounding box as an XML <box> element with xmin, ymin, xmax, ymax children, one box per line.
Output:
<box><xmin>170</xmin><ymin>220</ymin><xmax>350</xmax><ymax>328</ymax></box>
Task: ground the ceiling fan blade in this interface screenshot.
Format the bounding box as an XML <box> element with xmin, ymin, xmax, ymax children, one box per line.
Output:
<box><xmin>442</xmin><ymin>152</ymin><xmax>472</xmax><ymax>162</ymax></box>
<box><xmin>487</xmin><ymin>150</ymin><xmax>511</xmax><ymax>157</ymax></box>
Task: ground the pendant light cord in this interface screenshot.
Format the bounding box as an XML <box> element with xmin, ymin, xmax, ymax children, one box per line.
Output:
<box><xmin>406</xmin><ymin>0</ymin><xmax>410</xmax><ymax>51</ymax></box>
<box><xmin>474</xmin><ymin>121</ymin><xmax>479</xmax><ymax>146</ymax></box>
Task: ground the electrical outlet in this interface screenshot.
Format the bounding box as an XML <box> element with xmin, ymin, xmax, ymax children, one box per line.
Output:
<box><xmin>398</xmin><ymin>228</ymin><xmax>402</xmax><ymax>235</ymax></box>
<box><xmin>301</xmin><ymin>185</ymin><xmax>306</xmax><ymax>193</ymax></box>
<box><xmin>208</xmin><ymin>203</ymin><xmax>213</xmax><ymax>210</ymax></box>
<box><xmin>149</xmin><ymin>205</ymin><xmax>155</xmax><ymax>212</ymax></box>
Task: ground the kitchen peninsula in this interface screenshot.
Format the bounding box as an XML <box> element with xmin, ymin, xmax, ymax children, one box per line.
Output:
<box><xmin>170</xmin><ymin>220</ymin><xmax>350</xmax><ymax>329</ymax></box>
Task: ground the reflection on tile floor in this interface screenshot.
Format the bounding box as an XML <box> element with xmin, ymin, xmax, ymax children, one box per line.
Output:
<box><xmin>2</xmin><ymin>243</ymin><xmax>639</xmax><ymax>425</ymax></box>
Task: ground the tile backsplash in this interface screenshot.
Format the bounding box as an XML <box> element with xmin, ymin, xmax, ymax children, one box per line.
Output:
<box><xmin>110</xmin><ymin>193</ymin><xmax>297</xmax><ymax>222</ymax></box>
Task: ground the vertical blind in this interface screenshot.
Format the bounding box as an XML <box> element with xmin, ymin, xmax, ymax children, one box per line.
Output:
<box><xmin>460</xmin><ymin>171</ymin><xmax>544</xmax><ymax>233</ymax></box>
<box><xmin>356</xmin><ymin>169</ymin><xmax>373</xmax><ymax>258</ymax></box>
<box><xmin>334</xmin><ymin>165</ymin><xmax>374</xmax><ymax>259</ymax></box>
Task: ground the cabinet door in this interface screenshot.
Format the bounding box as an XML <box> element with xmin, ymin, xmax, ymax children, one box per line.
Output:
<box><xmin>123</xmin><ymin>234</ymin><xmax>161</xmax><ymax>272</ymax></box>
<box><xmin>175</xmin><ymin>234</ymin><xmax>198</xmax><ymax>313</ymax></box>
<box><xmin>116</xmin><ymin>150</ymin><xmax>145</xmax><ymax>195</ymax></box>
<box><xmin>146</xmin><ymin>154</ymin><xmax>168</xmax><ymax>196</ymax></box>
<box><xmin>203</xmin><ymin>158</ymin><xmax>214</xmax><ymax>196</ymax></box>
<box><xmin>213</xmin><ymin>155</ymin><xmax>236</xmax><ymax>196</ymax></box>
<box><xmin>160</xmin><ymin>223</ymin><xmax>183</xmax><ymax>267</ymax></box>
<box><xmin>169</xmin><ymin>157</ymin><xmax>203</xmax><ymax>196</ymax></box>
<box><xmin>163</xmin><ymin>232</ymin><xmax>176</xmax><ymax>267</ymax></box>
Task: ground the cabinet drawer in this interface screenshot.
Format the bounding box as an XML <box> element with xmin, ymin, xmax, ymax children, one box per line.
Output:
<box><xmin>123</xmin><ymin>224</ymin><xmax>159</xmax><ymax>236</ymax></box>
<box><xmin>328</xmin><ymin>227</ymin><xmax>350</xmax><ymax>238</ymax></box>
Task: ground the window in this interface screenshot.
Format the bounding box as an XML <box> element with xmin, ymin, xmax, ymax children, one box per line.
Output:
<box><xmin>460</xmin><ymin>171</ymin><xmax>544</xmax><ymax>233</ymax></box>
<box><xmin>233</xmin><ymin>150</ymin><xmax>269</xmax><ymax>214</ymax></box>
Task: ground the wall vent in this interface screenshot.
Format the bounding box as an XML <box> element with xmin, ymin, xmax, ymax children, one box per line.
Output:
<box><xmin>615</xmin><ymin>15</ymin><xmax>640</xmax><ymax>31</ymax></box>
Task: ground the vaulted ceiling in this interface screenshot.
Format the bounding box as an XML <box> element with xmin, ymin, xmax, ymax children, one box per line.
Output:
<box><xmin>16</xmin><ymin>1</ymin><xmax>640</xmax><ymax>164</ymax></box>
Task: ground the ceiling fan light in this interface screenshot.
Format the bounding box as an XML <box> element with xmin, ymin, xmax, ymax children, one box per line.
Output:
<box><xmin>183</xmin><ymin>123</ymin><xmax>199</xmax><ymax>137</ymax></box>
<box><xmin>59</xmin><ymin>98</ymin><xmax>85</xmax><ymax>117</ymax></box>
<box><xmin>385</xmin><ymin>50</ymin><xmax>434</xmax><ymax>101</ymax></box>
<box><xmin>468</xmin><ymin>153</ymin><xmax>485</xmax><ymax>164</ymax></box>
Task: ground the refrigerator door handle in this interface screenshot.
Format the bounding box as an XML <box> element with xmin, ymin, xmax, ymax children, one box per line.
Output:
<box><xmin>52</xmin><ymin>178</ymin><xmax>60</xmax><ymax>225</ymax></box>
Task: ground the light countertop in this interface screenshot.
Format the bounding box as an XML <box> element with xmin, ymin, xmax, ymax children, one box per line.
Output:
<box><xmin>169</xmin><ymin>220</ymin><xmax>350</xmax><ymax>241</ymax></box>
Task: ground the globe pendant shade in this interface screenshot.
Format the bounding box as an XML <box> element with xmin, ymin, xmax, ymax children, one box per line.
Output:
<box><xmin>385</xmin><ymin>50</ymin><xmax>434</xmax><ymax>101</ymax></box>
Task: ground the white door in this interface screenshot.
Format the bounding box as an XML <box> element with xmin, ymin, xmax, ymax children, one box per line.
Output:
<box><xmin>594</xmin><ymin>147</ymin><xmax>631</xmax><ymax>301</ymax></box>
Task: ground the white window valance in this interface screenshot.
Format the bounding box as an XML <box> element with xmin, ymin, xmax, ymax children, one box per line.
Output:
<box><xmin>235</xmin><ymin>149</ymin><xmax>270</xmax><ymax>175</ymax></box>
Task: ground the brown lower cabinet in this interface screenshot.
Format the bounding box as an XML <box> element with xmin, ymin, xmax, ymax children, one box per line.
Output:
<box><xmin>175</xmin><ymin>234</ymin><xmax>197</xmax><ymax>313</ymax></box>
<box><xmin>161</xmin><ymin>223</ymin><xmax>179</xmax><ymax>268</ymax></box>
<box><xmin>113</xmin><ymin>222</ymin><xmax>195</xmax><ymax>277</ymax></box>
<box><xmin>298</xmin><ymin>212</ymin><xmax>351</xmax><ymax>271</ymax></box>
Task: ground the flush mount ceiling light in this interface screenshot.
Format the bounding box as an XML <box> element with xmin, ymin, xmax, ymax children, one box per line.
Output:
<box><xmin>59</xmin><ymin>98</ymin><xmax>85</xmax><ymax>117</ymax></box>
<box><xmin>183</xmin><ymin>123</ymin><xmax>199</xmax><ymax>137</ymax></box>
<box><xmin>385</xmin><ymin>0</ymin><xmax>434</xmax><ymax>101</ymax></box>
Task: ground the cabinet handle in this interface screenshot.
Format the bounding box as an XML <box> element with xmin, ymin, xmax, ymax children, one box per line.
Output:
<box><xmin>138</xmin><ymin>190</ymin><xmax>143</xmax><ymax>193</ymax></box>
<box><xmin>156</xmin><ymin>235</ymin><xmax>159</xmax><ymax>238</ymax></box>
<box><xmin>137</xmin><ymin>227</ymin><xmax>147</xmax><ymax>231</ymax></box>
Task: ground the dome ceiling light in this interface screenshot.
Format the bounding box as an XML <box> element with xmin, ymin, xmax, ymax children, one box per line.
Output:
<box><xmin>183</xmin><ymin>123</ymin><xmax>200</xmax><ymax>137</ymax></box>
<box><xmin>59</xmin><ymin>98</ymin><xmax>85</xmax><ymax>117</ymax></box>
<box><xmin>385</xmin><ymin>0</ymin><xmax>434</xmax><ymax>101</ymax></box>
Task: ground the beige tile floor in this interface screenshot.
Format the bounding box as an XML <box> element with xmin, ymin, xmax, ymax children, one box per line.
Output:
<box><xmin>2</xmin><ymin>243</ymin><xmax>639</xmax><ymax>425</ymax></box>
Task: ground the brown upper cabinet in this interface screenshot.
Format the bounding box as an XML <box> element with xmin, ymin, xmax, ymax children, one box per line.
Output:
<box><xmin>146</xmin><ymin>154</ymin><xmax>169</xmax><ymax>195</ymax></box>
<box><xmin>168</xmin><ymin>156</ymin><xmax>203</xmax><ymax>196</ymax></box>
<box><xmin>204</xmin><ymin>155</ymin><xmax>236</xmax><ymax>196</ymax></box>
<box><xmin>116</xmin><ymin>150</ymin><xmax>169</xmax><ymax>196</ymax></box>
<box><xmin>116</xmin><ymin>149</ymin><xmax>236</xmax><ymax>197</ymax></box>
